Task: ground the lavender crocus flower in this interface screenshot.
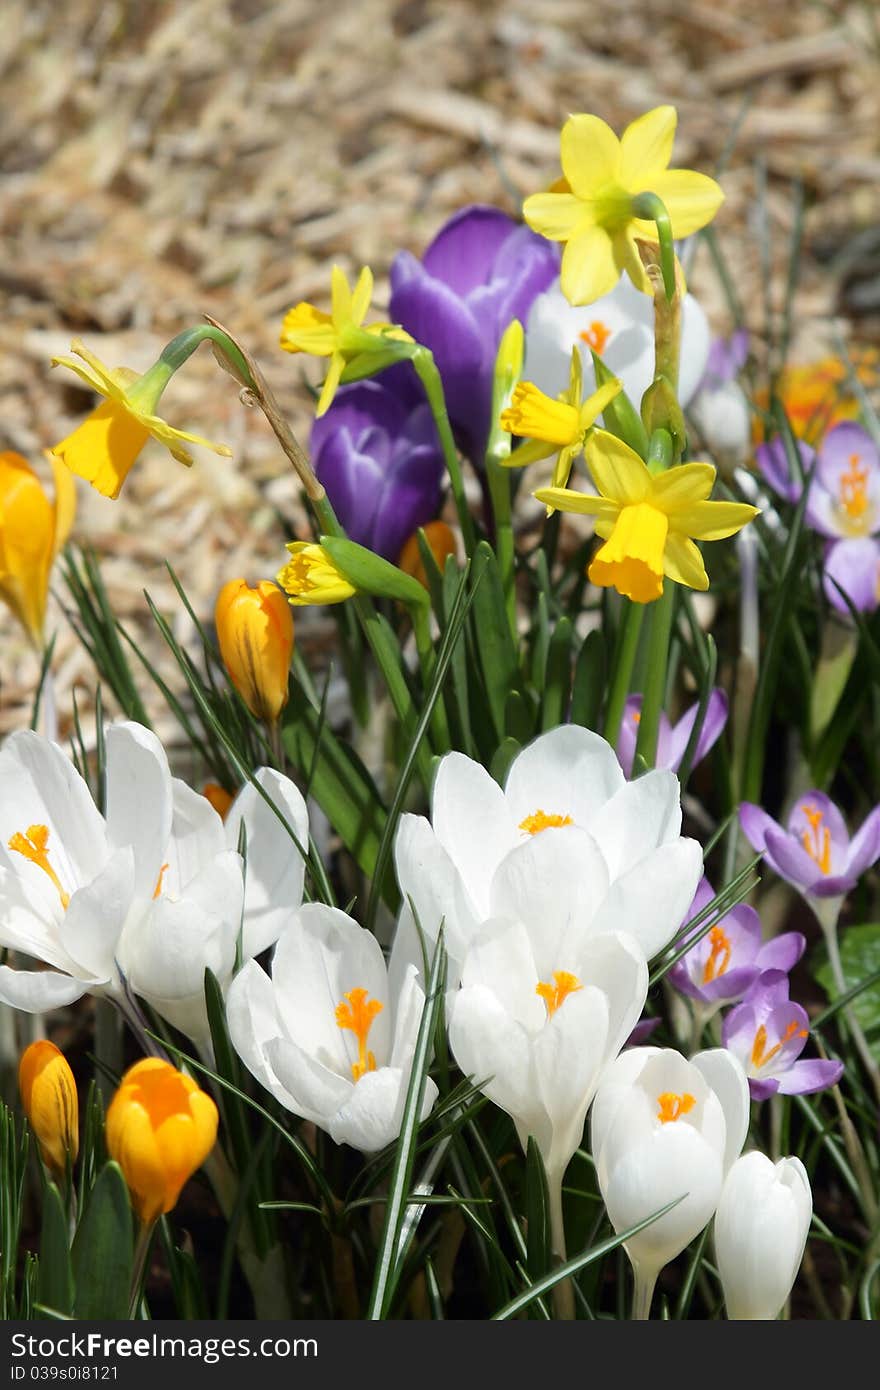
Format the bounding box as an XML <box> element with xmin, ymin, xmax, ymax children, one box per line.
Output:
<box><xmin>669</xmin><ymin>876</ymin><xmax>805</xmax><ymax>1010</ymax></box>
<box><xmin>309</xmin><ymin>378</ymin><xmax>445</xmax><ymax>562</ymax></box>
<box><xmin>740</xmin><ymin>791</ymin><xmax>880</xmax><ymax>900</ymax></box>
<box><xmin>822</xmin><ymin>536</ymin><xmax>880</xmax><ymax>616</ymax></box>
<box><xmin>722</xmin><ymin>971</ymin><xmax>843</xmax><ymax>1100</ymax></box>
<box><xmin>805</xmin><ymin>422</ymin><xmax>880</xmax><ymax>541</ymax></box>
<box><xmin>389</xmin><ymin>205</ymin><xmax>558</xmax><ymax>465</ymax></box>
<box><xmin>754</xmin><ymin>437</ymin><xmax>815</xmax><ymax>505</ymax></box>
<box><xmin>699</xmin><ymin>330</ymin><xmax>749</xmax><ymax>390</ymax></box>
<box><xmin>616</xmin><ymin>690</ymin><xmax>728</xmax><ymax>780</ymax></box>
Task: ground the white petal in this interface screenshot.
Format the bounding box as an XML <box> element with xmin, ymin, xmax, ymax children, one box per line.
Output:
<box><xmin>267</xmin><ymin>1035</ymin><xmax>353</xmax><ymax>1127</ymax></box>
<box><xmin>715</xmin><ymin>1151</ymin><xmax>812</xmax><ymax>1320</ymax></box>
<box><xmin>590</xmin><ymin>837</ymin><xmax>703</xmax><ymax>959</ymax></box>
<box><xmin>577</xmin><ymin>931</ymin><xmax>649</xmax><ymax>1062</ymax></box>
<box><xmin>448</xmin><ymin>984</ymin><xmax>548</xmax><ymax>1151</ymax></box>
<box><xmin>533</xmin><ymin>985</ymin><xmax>609</xmax><ymax>1177</ymax></box>
<box><xmin>504</xmin><ymin>725</ymin><xmax>625</xmax><ymax>832</ymax></box>
<box><xmin>0</xmin><ymin>732</ymin><xmax>108</xmax><ymax>891</ymax></box>
<box><xmin>328</xmin><ymin>1067</ymin><xmax>438</xmax><ymax>1153</ymax></box>
<box><xmin>586</xmin><ymin>769</ymin><xmax>682</xmax><ymax>879</ymax></box>
<box><xmin>431</xmin><ymin>754</ymin><xmax>517</xmax><ymax>917</ymax></box>
<box><xmin>691</xmin><ymin>1048</ymin><xmax>751</xmax><ymax>1174</ymax></box>
<box><xmin>590</xmin><ymin>1046</ymin><xmax>661</xmax><ymax>1166</ymax></box>
<box><xmin>0</xmin><ymin>965</ymin><xmax>93</xmax><ymax>1011</ymax></box>
<box><xmin>225</xmin><ymin>768</ymin><xmax>310</xmax><ymax>959</ymax></box>
<box><xmin>460</xmin><ymin>917</ymin><xmax>544</xmax><ymax>1031</ymax></box>
<box><xmin>394</xmin><ymin>813</ymin><xmax>480</xmax><ymax>970</ymax></box>
<box><xmin>104</xmin><ymin>722</ymin><xmax>173</xmax><ymax>898</ymax></box>
<box><xmin>0</xmin><ymin>866</ymin><xmax>83</xmax><ymax>974</ymax></box>
<box><xmin>489</xmin><ymin>826</ymin><xmax>610</xmax><ymax>971</ymax></box>
<box><xmin>226</xmin><ymin>959</ymin><xmax>298</xmax><ymax>1111</ymax></box>
<box><xmin>63</xmin><ymin>846</ymin><xmax>135</xmax><ymax>979</ymax></box>
<box><xmin>388</xmin><ymin>963</ymin><xmax>429</xmax><ymax>1072</ymax></box>
<box><xmin>165</xmin><ymin>779</ymin><xmax>226</xmax><ymax>895</ymax></box>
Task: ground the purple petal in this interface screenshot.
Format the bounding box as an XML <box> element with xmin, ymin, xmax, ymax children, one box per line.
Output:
<box><xmin>823</xmin><ymin>537</ymin><xmax>880</xmax><ymax>616</ymax></box>
<box><xmin>756</xmin><ymin>931</ymin><xmax>806</xmax><ymax>974</ymax></box>
<box><xmin>625</xmin><ymin>1016</ymin><xmax>662</xmax><ymax>1047</ymax></box>
<box><xmin>740</xmin><ymin>968</ymin><xmax>793</xmax><ymax>1015</ymax></box>
<box><xmin>763</xmin><ymin>826</ymin><xmax>825</xmax><ymax>891</ymax></box>
<box><xmin>845</xmin><ymin>805</ymin><xmax>880</xmax><ymax>879</ymax></box>
<box><xmin>616</xmin><ymin>696</ymin><xmax>642</xmax><ymax>779</ymax></box>
<box><xmin>421</xmin><ymin>205</ymin><xmax>522</xmax><ymax>299</ymax></box>
<box><xmin>748</xmin><ymin>1077</ymin><xmax>781</xmax><ymax>1101</ymax></box>
<box><xmin>662</xmin><ymin>688</ymin><xmax>728</xmax><ymax>772</ymax></box>
<box><xmin>817</xmin><ymin>421</ymin><xmax>880</xmax><ymax>489</ymax></box>
<box><xmin>314</xmin><ymin>430</ymin><xmax>382</xmax><ymax>548</ymax></box>
<box><xmin>311</xmin><ymin>380</ymin><xmax>408</xmax><ymax>459</ymax></box>
<box><xmin>755</xmin><ymin>437</ymin><xmax>814</xmax><ymax>503</ymax></box>
<box><xmin>787</xmin><ymin>792</ymin><xmax>850</xmax><ymax>858</ymax></box>
<box><xmin>702</xmin><ymin>330</ymin><xmax>749</xmax><ymax>388</ymax></box>
<box><xmin>739</xmin><ymin>802</ymin><xmax>782</xmax><ymax>854</ymax></box>
<box><xmin>776</xmin><ymin>1058</ymin><xmax>844</xmax><ymax>1096</ymax></box>
<box><xmin>699</xmin><ymin>963</ymin><xmax>761</xmax><ymax>1005</ymax></box>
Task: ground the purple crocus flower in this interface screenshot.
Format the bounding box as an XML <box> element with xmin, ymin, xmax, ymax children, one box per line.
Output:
<box><xmin>389</xmin><ymin>205</ymin><xmax>559</xmax><ymax>465</ymax></box>
<box><xmin>310</xmin><ymin>378</ymin><xmax>445</xmax><ymax>562</ymax></box>
<box><xmin>822</xmin><ymin>536</ymin><xmax>880</xmax><ymax>615</ymax></box>
<box><xmin>699</xmin><ymin>329</ymin><xmax>749</xmax><ymax>391</ymax></box>
<box><xmin>805</xmin><ymin>422</ymin><xmax>880</xmax><ymax>540</ymax></box>
<box><xmin>616</xmin><ymin>689</ymin><xmax>728</xmax><ymax>779</ymax></box>
<box><xmin>740</xmin><ymin>791</ymin><xmax>880</xmax><ymax>899</ymax></box>
<box><xmin>668</xmin><ymin>876</ymin><xmax>805</xmax><ymax>1009</ymax></box>
<box><xmin>754</xmin><ymin>436</ymin><xmax>815</xmax><ymax>504</ymax></box>
<box><xmin>722</xmin><ymin>971</ymin><xmax>843</xmax><ymax>1099</ymax></box>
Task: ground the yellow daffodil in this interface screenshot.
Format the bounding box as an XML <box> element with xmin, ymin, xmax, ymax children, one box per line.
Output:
<box><xmin>214</xmin><ymin>578</ymin><xmax>294</xmax><ymax>722</ymax></box>
<box><xmin>500</xmin><ymin>347</ymin><xmax>622</xmax><ymax>502</ymax></box>
<box><xmin>105</xmin><ymin>1058</ymin><xmax>218</xmax><ymax>1227</ymax></box>
<box><xmin>50</xmin><ymin>340</ymin><xmax>232</xmax><ymax>500</ymax></box>
<box><xmin>0</xmin><ymin>451</ymin><xmax>76</xmax><ymax>646</ymax></box>
<box><xmin>524</xmin><ymin>106</ymin><xmax>723</xmax><ymax>306</ymax></box>
<box><xmin>280</xmin><ymin>266</ymin><xmax>411</xmax><ymax>417</ymax></box>
<box><xmin>276</xmin><ymin>541</ymin><xmax>357</xmax><ymax>606</ymax></box>
<box><xmin>19</xmin><ymin>1040</ymin><xmax>79</xmax><ymax>1179</ymax></box>
<box><xmin>535</xmin><ymin>429</ymin><xmax>758</xmax><ymax>603</ymax></box>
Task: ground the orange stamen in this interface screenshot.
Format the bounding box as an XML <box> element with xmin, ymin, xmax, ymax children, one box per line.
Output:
<box><xmin>800</xmin><ymin>804</ymin><xmax>831</xmax><ymax>875</ymax></box>
<box><xmin>8</xmin><ymin>825</ymin><xmax>69</xmax><ymax>909</ymax></box>
<box><xmin>536</xmin><ymin>970</ymin><xmax>582</xmax><ymax>1018</ymax></box>
<box><xmin>335</xmin><ymin>987</ymin><xmax>384</xmax><ymax>1082</ymax></box>
<box><xmin>657</xmin><ymin>1092</ymin><xmax>696</xmax><ymax>1124</ymax></box>
<box><xmin>153</xmin><ymin>863</ymin><xmax>169</xmax><ymax>899</ymax></box>
<box><xmin>750</xmin><ymin>1019</ymin><xmax>807</xmax><ymax>1071</ymax></box>
<box><xmin>701</xmin><ymin>925</ymin><xmax>732</xmax><ymax>985</ymax></box>
<box><xmin>839</xmin><ymin>454</ymin><xmax>869</xmax><ymax>523</ymax></box>
<box><xmin>518</xmin><ymin>809</ymin><xmax>573</xmax><ymax>835</ymax></box>
<box><xmin>579</xmin><ymin>321</ymin><xmax>612</xmax><ymax>355</ymax></box>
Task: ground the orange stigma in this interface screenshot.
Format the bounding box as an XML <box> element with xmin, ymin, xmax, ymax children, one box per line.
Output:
<box><xmin>657</xmin><ymin>1092</ymin><xmax>696</xmax><ymax>1124</ymax></box>
<box><xmin>335</xmin><ymin>987</ymin><xmax>383</xmax><ymax>1082</ymax></box>
<box><xmin>153</xmin><ymin>863</ymin><xmax>169</xmax><ymax>899</ymax></box>
<box><xmin>536</xmin><ymin>970</ymin><xmax>582</xmax><ymax>1018</ymax></box>
<box><xmin>800</xmin><ymin>804</ymin><xmax>831</xmax><ymax>875</ymax></box>
<box><xmin>839</xmin><ymin>454</ymin><xmax>870</xmax><ymax>527</ymax></box>
<box><xmin>8</xmin><ymin>825</ymin><xmax>69</xmax><ymax>909</ymax></box>
<box><xmin>518</xmin><ymin>809</ymin><xmax>573</xmax><ymax>835</ymax></box>
<box><xmin>701</xmin><ymin>926</ymin><xmax>732</xmax><ymax>985</ymax></box>
<box><xmin>750</xmin><ymin>1019</ymin><xmax>808</xmax><ymax>1071</ymax></box>
<box><xmin>579</xmin><ymin>321</ymin><xmax>612</xmax><ymax>355</ymax></box>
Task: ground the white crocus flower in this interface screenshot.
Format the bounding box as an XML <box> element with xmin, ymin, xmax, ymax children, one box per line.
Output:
<box><xmin>226</xmin><ymin>903</ymin><xmax>438</xmax><ymax>1153</ymax></box>
<box><xmin>715</xmin><ymin>1152</ymin><xmax>812</xmax><ymax>1320</ymax></box>
<box><xmin>394</xmin><ymin>725</ymin><xmax>702</xmax><ymax>980</ymax></box>
<box><xmin>523</xmin><ymin>273</ymin><xmax>710</xmax><ymax>415</ymax></box>
<box><xmin>449</xmin><ymin>903</ymin><xmax>647</xmax><ymax>1262</ymax></box>
<box><xmin>118</xmin><ymin>762</ymin><xmax>309</xmax><ymax>1048</ymax></box>
<box><xmin>591</xmin><ymin>1046</ymin><xmax>749</xmax><ymax>1319</ymax></box>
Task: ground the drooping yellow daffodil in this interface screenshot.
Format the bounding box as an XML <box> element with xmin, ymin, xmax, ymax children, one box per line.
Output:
<box><xmin>276</xmin><ymin>541</ymin><xmax>357</xmax><ymax>606</ymax></box>
<box><xmin>499</xmin><ymin>347</ymin><xmax>622</xmax><ymax>503</ymax></box>
<box><xmin>50</xmin><ymin>340</ymin><xmax>232</xmax><ymax>500</ymax></box>
<box><xmin>105</xmin><ymin>1058</ymin><xmax>218</xmax><ymax>1227</ymax></box>
<box><xmin>214</xmin><ymin>577</ymin><xmax>294</xmax><ymax>722</ymax></box>
<box><xmin>535</xmin><ymin>429</ymin><xmax>758</xmax><ymax>603</ymax></box>
<box><xmin>19</xmin><ymin>1040</ymin><xmax>79</xmax><ymax>1180</ymax></box>
<box><xmin>0</xmin><ymin>451</ymin><xmax>76</xmax><ymax>646</ymax></box>
<box><xmin>280</xmin><ymin>266</ymin><xmax>412</xmax><ymax>417</ymax></box>
<box><xmin>524</xmin><ymin>106</ymin><xmax>723</xmax><ymax>306</ymax></box>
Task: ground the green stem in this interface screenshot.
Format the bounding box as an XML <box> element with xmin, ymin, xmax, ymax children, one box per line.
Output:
<box><xmin>128</xmin><ymin>1221</ymin><xmax>156</xmax><ymax>1319</ymax></box>
<box><xmin>412</xmin><ymin>605</ymin><xmax>451</xmax><ymax>752</ymax></box>
<box><xmin>158</xmin><ymin>325</ymin><xmax>256</xmax><ymax>390</ymax></box>
<box><xmin>630</xmin><ymin>193</ymin><xmax>676</xmax><ymax>303</ymax></box>
<box><xmin>486</xmin><ymin>455</ymin><xmax>516</xmax><ymax>635</ymax></box>
<box><xmin>813</xmin><ymin>898</ymin><xmax>880</xmax><ymax>1111</ymax></box>
<box><xmin>603</xmin><ymin>601</ymin><xmax>645</xmax><ymax>747</ymax></box>
<box><xmin>634</xmin><ymin>584</ymin><xmax>676</xmax><ymax>769</ymax></box>
<box><xmin>411</xmin><ymin>347</ymin><xmax>476</xmax><ymax>555</ymax></box>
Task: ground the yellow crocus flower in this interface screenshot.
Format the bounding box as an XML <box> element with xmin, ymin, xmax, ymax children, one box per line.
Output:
<box><xmin>500</xmin><ymin>347</ymin><xmax>622</xmax><ymax>502</ymax></box>
<box><xmin>214</xmin><ymin>577</ymin><xmax>294</xmax><ymax>722</ymax></box>
<box><xmin>535</xmin><ymin>429</ymin><xmax>758</xmax><ymax>604</ymax></box>
<box><xmin>0</xmin><ymin>451</ymin><xmax>76</xmax><ymax>646</ymax></box>
<box><xmin>105</xmin><ymin>1058</ymin><xmax>218</xmax><ymax>1227</ymax></box>
<box><xmin>50</xmin><ymin>340</ymin><xmax>232</xmax><ymax>500</ymax></box>
<box><xmin>280</xmin><ymin>266</ymin><xmax>411</xmax><ymax>416</ymax></box>
<box><xmin>19</xmin><ymin>1040</ymin><xmax>79</xmax><ymax>1179</ymax></box>
<box><xmin>524</xmin><ymin>106</ymin><xmax>723</xmax><ymax>306</ymax></box>
<box><xmin>276</xmin><ymin>541</ymin><xmax>357</xmax><ymax>606</ymax></box>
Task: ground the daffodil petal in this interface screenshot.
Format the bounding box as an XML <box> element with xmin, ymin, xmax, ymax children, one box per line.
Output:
<box><xmin>350</xmin><ymin>267</ymin><xmax>374</xmax><ymax>326</ymax></box>
<box><xmin>642</xmin><ymin>169</ymin><xmax>724</xmax><ymax>238</ymax></box>
<box><xmin>619</xmin><ymin>106</ymin><xmax>677</xmax><ymax>186</ymax></box>
<box><xmin>279</xmin><ymin>306</ymin><xmax>337</xmax><ymax>356</ymax></box>
<box><xmin>617</xmin><ymin>232</ymin><xmax>653</xmax><ymax>295</ymax></box>
<box><xmin>551</xmin><ymin>444</ymin><xmax>579</xmax><ymax>491</ymax></box>
<box><xmin>663</xmin><ymin>533</ymin><xmax>709</xmax><ymax>590</ymax></box>
<box><xmin>561</xmin><ymin>226</ymin><xmax>621</xmax><ymax>306</ymax></box>
<box><xmin>669</xmin><ymin>499</ymin><xmax>760</xmax><ymax>541</ymax></box>
<box><xmin>523</xmin><ymin>192</ymin><xmax>591</xmax><ymax>243</ymax></box>
<box><xmin>579</xmin><ymin>378</ymin><xmax>623</xmax><ymax>430</ymax></box>
<box><xmin>532</xmin><ymin>486</ymin><xmax>618</xmax><ymax>521</ymax></box>
<box><xmin>584</xmin><ymin>429</ymin><xmax>651</xmax><ymax>504</ymax></box>
<box><xmin>331</xmin><ymin>266</ymin><xmax>352</xmax><ymax>328</ymax></box>
<box><xmin>316</xmin><ymin>353</ymin><xmax>345</xmax><ymax>417</ymax></box>
<box><xmin>142</xmin><ymin>416</ymin><xmax>233</xmax><ymax>462</ymax></box>
<box><xmin>649</xmin><ymin>462</ymin><xmax>717</xmax><ymax>512</ymax></box>
<box><xmin>500</xmin><ymin>438</ymin><xmax>556</xmax><ymax>469</ymax></box>
<box><xmin>560</xmin><ymin>114</ymin><xmax>621</xmax><ymax>197</ymax></box>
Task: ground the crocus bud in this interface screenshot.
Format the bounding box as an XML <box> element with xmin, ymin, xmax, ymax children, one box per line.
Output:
<box><xmin>202</xmin><ymin>781</ymin><xmax>234</xmax><ymax>819</ymax></box>
<box><xmin>105</xmin><ymin>1059</ymin><xmax>218</xmax><ymax>1226</ymax></box>
<box><xmin>398</xmin><ymin>522</ymin><xmax>457</xmax><ymax>589</ymax></box>
<box><xmin>18</xmin><ymin>1040</ymin><xmax>79</xmax><ymax>1177</ymax></box>
<box><xmin>214</xmin><ymin>578</ymin><xmax>293</xmax><ymax>722</ymax></box>
<box><xmin>715</xmin><ymin>1152</ymin><xmax>812</xmax><ymax>1319</ymax></box>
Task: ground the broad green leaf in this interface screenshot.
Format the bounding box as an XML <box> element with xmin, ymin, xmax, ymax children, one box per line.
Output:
<box><xmin>37</xmin><ymin>1183</ymin><xmax>74</xmax><ymax>1317</ymax></box>
<box><xmin>814</xmin><ymin>925</ymin><xmax>880</xmax><ymax>1057</ymax></box>
<box><xmin>71</xmin><ymin>1162</ymin><xmax>133</xmax><ymax>1319</ymax></box>
<box><xmin>470</xmin><ymin>541</ymin><xmax>519</xmax><ymax>740</ymax></box>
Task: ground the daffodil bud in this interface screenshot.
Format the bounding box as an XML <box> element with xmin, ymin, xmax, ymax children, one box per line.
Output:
<box><xmin>214</xmin><ymin>579</ymin><xmax>293</xmax><ymax>722</ymax></box>
<box><xmin>18</xmin><ymin>1040</ymin><xmax>79</xmax><ymax>1177</ymax></box>
<box><xmin>714</xmin><ymin>1152</ymin><xmax>812</xmax><ymax>1320</ymax></box>
<box><xmin>105</xmin><ymin>1059</ymin><xmax>218</xmax><ymax>1227</ymax></box>
<box><xmin>398</xmin><ymin>522</ymin><xmax>457</xmax><ymax>590</ymax></box>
